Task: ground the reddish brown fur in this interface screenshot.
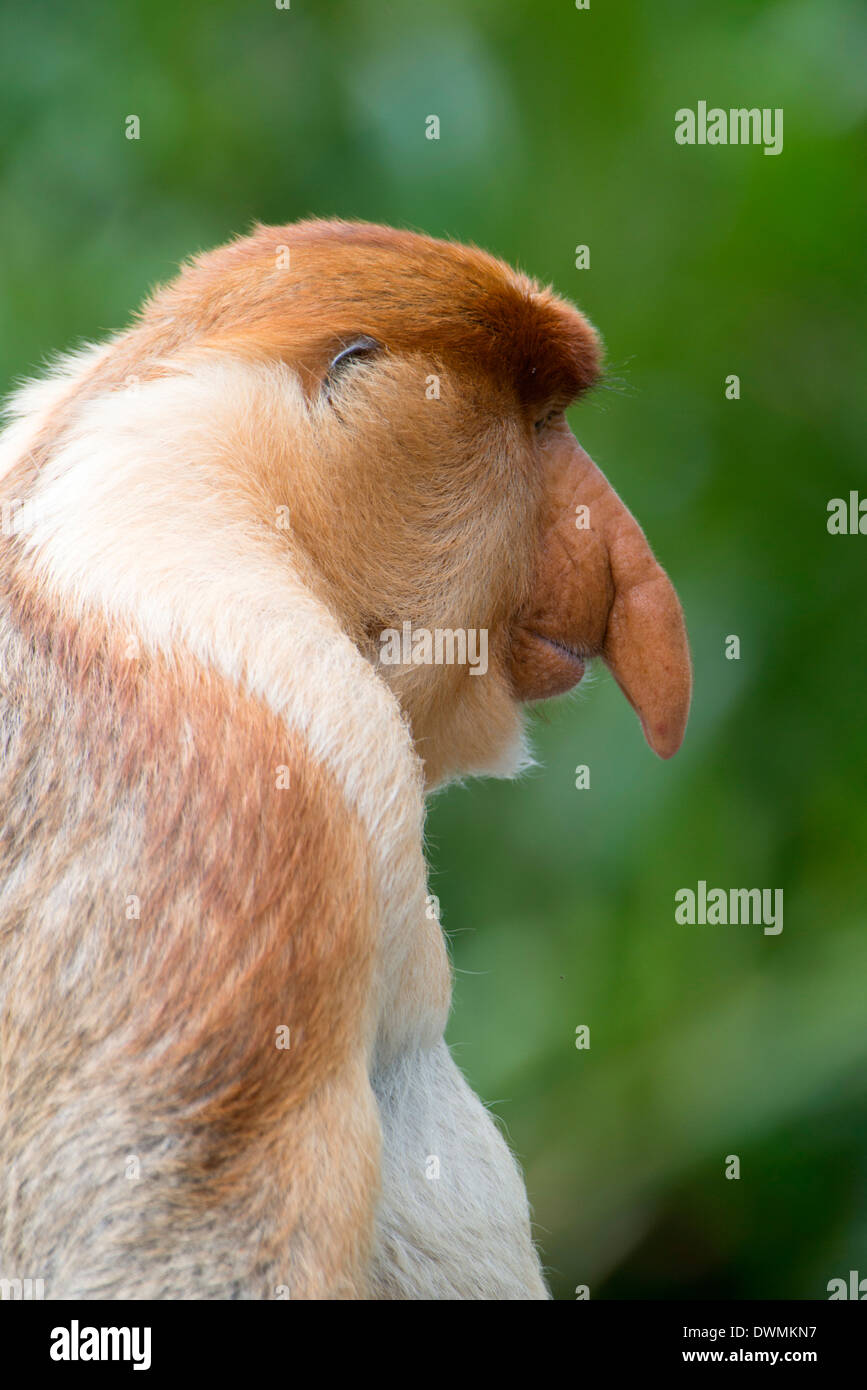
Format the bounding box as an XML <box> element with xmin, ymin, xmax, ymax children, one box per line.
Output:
<box><xmin>144</xmin><ymin>220</ymin><xmax>602</xmax><ymax>406</ymax></box>
<box><xmin>0</xmin><ymin>554</ymin><xmax>380</xmax><ymax>1297</ymax></box>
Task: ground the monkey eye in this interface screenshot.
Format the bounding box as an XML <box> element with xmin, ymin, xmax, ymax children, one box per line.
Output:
<box><xmin>534</xmin><ymin>409</ymin><xmax>562</xmax><ymax>433</ymax></box>
<box><xmin>326</xmin><ymin>335</ymin><xmax>382</xmax><ymax>388</ymax></box>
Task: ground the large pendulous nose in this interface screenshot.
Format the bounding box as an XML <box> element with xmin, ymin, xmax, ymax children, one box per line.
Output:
<box><xmin>509</xmin><ymin>436</ymin><xmax>692</xmax><ymax>758</ymax></box>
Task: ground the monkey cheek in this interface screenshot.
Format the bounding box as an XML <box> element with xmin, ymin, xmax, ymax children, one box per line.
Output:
<box><xmin>509</xmin><ymin>629</ymin><xmax>586</xmax><ymax>703</ymax></box>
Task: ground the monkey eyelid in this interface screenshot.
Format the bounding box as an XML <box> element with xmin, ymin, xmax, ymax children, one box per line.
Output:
<box><xmin>321</xmin><ymin>336</ymin><xmax>383</xmax><ymax>405</ymax></box>
<box><xmin>533</xmin><ymin>408</ymin><xmax>564</xmax><ymax>433</ymax></box>
<box><xmin>327</xmin><ymin>335</ymin><xmax>383</xmax><ymax>375</ymax></box>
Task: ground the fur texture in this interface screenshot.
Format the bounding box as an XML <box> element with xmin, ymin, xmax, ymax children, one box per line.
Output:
<box><xmin>0</xmin><ymin>220</ymin><xmax>689</xmax><ymax>1299</ymax></box>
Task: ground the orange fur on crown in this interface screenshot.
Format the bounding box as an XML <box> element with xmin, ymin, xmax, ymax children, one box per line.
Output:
<box><xmin>141</xmin><ymin>219</ymin><xmax>602</xmax><ymax>405</ymax></box>
<box><xmin>4</xmin><ymin>220</ymin><xmax>601</xmax><ymax>483</ymax></box>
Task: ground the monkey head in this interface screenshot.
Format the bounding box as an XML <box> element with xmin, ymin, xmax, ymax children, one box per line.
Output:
<box><xmin>52</xmin><ymin>220</ymin><xmax>691</xmax><ymax>786</ymax></box>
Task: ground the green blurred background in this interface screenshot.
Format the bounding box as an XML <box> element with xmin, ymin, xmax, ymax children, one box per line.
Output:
<box><xmin>1</xmin><ymin>0</ymin><xmax>864</xmax><ymax>1299</ymax></box>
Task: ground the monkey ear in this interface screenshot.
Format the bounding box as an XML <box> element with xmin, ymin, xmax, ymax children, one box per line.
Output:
<box><xmin>324</xmin><ymin>336</ymin><xmax>382</xmax><ymax>396</ymax></box>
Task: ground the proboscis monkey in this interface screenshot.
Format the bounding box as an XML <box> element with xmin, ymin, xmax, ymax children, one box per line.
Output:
<box><xmin>0</xmin><ymin>221</ymin><xmax>690</xmax><ymax>1300</ymax></box>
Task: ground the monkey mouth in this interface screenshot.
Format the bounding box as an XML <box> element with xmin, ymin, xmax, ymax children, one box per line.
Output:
<box><xmin>537</xmin><ymin>633</ymin><xmax>588</xmax><ymax>675</ymax></box>
<box><xmin>510</xmin><ymin>628</ymin><xmax>589</xmax><ymax>702</ymax></box>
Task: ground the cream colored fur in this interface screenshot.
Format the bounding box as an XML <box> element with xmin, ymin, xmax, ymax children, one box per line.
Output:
<box><xmin>7</xmin><ymin>348</ymin><xmax>548</xmax><ymax>1299</ymax></box>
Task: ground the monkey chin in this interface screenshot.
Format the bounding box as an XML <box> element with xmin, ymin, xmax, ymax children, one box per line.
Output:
<box><xmin>484</xmin><ymin>715</ymin><xmax>538</xmax><ymax>782</ymax></box>
<box><xmin>434</xmin><ymin>725</ymin><xmax>535</xmax><ymax>789</ymax></box>
<box><xmin>420</xmin><ymin>674</ymin><xmax>538</xmax><ymax>790</ymax></box>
